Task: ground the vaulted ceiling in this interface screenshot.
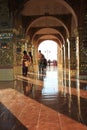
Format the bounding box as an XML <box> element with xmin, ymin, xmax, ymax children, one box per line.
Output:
<box><xmin>7</xmin><ymin>0</ymin><xmax>85</xmax><ymax>45</ymax></box>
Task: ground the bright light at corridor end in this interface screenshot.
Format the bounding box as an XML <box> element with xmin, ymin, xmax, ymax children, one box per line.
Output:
<box><xmin>38</xmin><ymin>40</ymin><xmax>57</xmax><ymax>61</ymax></box>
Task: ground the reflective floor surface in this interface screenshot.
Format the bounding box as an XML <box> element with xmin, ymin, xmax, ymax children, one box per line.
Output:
<box><xmin>0</xmin><ymin>66</ymin><xmax>87</xmax><ymax>130</ymax></box>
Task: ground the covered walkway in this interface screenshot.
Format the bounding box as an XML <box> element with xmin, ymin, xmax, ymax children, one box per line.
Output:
<box><xmin>0</xmin><ymin>0</ymin><xmax>87</xmax><ymax>129</ymax></box>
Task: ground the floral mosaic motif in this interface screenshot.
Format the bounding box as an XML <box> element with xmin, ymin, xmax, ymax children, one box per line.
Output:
<box><xmin>15</xmin><ymin>42</ymin><xmax>23</xmax><ymax>65</ymax></box>
<box><xmin>0</xmin><ymin>41</ymin><xmax>13</xmax><ymax>67</ymax></box>
<box><xmin>16</xmin><ymin>53</ymin><xmax>22</xmax><ymax>65</ymax></box>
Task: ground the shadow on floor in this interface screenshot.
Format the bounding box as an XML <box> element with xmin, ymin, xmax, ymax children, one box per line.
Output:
<box><xmin>0</xmin><ymin>102</ymin><xmax>28</xmax><ymax>130</ymax></box>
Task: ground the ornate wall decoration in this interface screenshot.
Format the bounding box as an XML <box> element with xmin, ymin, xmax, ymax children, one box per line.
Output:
<box><xmin>79</xmin><ymin>14</ymin><xmax>87</xmax><ymax>74</ymax></box>
<box><xmin>15</xmin><ymin>41</ymin><xmax>22</xmax><ymax>65</ymax></box>
<box><xmin>0</xmin><ymin>32</ymin><xmax>13</xmax><ymax>67</ymax></box>
<box><xmin>0</xmin><ymin>0</ymin><xmax>11</xmax><ymax>29</ymax></box>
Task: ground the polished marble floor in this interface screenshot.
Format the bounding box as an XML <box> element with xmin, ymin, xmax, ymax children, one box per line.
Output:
<box><xmin>0</xmin><ymin>66</ymin><xmax>87</xmax><ymax>130</ymax></box>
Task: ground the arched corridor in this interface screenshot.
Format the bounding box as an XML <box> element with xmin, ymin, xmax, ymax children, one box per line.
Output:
<box><xmin>0</xmin><ymin>0</ymin><xmax>87</xmax><ymax>129</ymax></box>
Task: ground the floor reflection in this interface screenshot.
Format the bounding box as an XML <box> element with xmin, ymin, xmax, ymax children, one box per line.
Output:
<box><xmin>16</xmin><ymin>67</ymin><xmax>87</xmax><ymax>125</ymax></box>
<box><xmin>23</xmin><ymin>81</ymin><xmax>32</xmax><ymax>96</ymax></box>
<box><xmin>0</xmin><ymin>66</ymin><xmax>87</xmax><ymax>127</ymax></box>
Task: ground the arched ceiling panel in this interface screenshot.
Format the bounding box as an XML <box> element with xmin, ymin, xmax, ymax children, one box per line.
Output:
<box><xmin>21</xmin><ymin>0</ymin><xmax>69</xmax><ymax>16</ymax></box>
<box><xmin>34</xmin><ymin>35</ymin><xmax>62</xmax><ymax>47</ymax></box>
<box><xmin>20</xmin><ymin>0</ymin><xmax>77</xmax><ymax>27</ymax></box>
<box><xmin>26</xmin><ymin>16</ymin><xmax>69</xmax><ymax>37</ymax></box>
<box><xmin>28</xmin><ymin>16</ymin><xmax>63</xmax><ymax>27</ymax></box>
<box><xmin>31</xmin><ymin>28</ymin><xmax>65</xmax><ymax>46</ymax></box>
<box><xmin>35</xmin><ymin>28</ymin><xmax>60</xmax><ymax>34</ymax></box>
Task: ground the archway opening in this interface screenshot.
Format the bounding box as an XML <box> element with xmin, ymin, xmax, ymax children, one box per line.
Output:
<box><xmin>38</xmin><ymin>40</ymin><xmax>58</xmax><ymax>64</ymax></box>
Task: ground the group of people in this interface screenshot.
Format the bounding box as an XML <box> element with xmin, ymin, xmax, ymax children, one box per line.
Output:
<box><xmin>22</xmin><ymin>50</ymin><xmax>47</xmax><ymax>76</ymax></box>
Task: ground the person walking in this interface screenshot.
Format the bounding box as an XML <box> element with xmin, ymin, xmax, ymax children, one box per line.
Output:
<box><xmin>38</xmin><ymin>50</ymin><xmax>45</xmax><ymax>73</ymax></box>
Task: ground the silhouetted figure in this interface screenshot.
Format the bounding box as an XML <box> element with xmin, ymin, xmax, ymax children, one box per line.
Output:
<box><xmin>48</xmin><ymin>59</ymin><xmax>51</xmax><ymax>66</ymax></box>
<box><xmin>38</xmin><ymin>50</ymin><xmax>45</xmax><ymax>73</ymax></box>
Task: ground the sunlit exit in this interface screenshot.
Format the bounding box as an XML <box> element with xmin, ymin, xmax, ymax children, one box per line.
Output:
<box><xmin>38</xmin><ymin>40</ymin><xmax>57</xmax><ymax>61</ymax></box>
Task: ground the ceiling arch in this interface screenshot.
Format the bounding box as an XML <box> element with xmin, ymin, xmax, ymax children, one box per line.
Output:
<box><xmin>17</xmin><ymin>0</ymin><xmax>78</xmax><ymax>45</ymax></box>
<box><xmin>34</xmin><ymin>34</ymin><xmax>62</xmax><ymax>48</ymax></box>
<box><xmin>21</xmin><ymin>0</ymin><xmax>78</xmax><ymax>27</ymax></box>
<box><xmin>31</xmin><ymin>28</ymin><xmax>65</xmax><ymax>47</ymax></box>
<box><xmin>26</xmin><ymin>16</ymin><xmax>69</xmax><ymax>37</ymax></box>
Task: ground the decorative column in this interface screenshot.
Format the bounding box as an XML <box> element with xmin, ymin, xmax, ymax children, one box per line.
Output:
<box><xmin>74</xmin><ymin>26</ymin><xmax>87</xmax><ymax>79</ymax></box>
<box><xmin>69</xmin><ymin>37</ymin><xmax>76</xmax><ymax>77</ymax></box>
<box><xmin>78</xmin><ymin>15</ymin><xmax>87</xmax><ymax>77</ymax></box>
<box><xmin>0</xmin><ymin>0</ymin><xmax>14</xmax><ymax>81</ymax></box>
<box><xmin>0</xmin><ymin>30</ymin><xmax>14</xmax><ymax>81</ymax></box>
<box><xmin>62</xmin><ymin>44</ymin><xmax>67</xmax><ymax>95</ymax></box>
<box><xmin>76</xmin><ymin>36</ymin><xmax>80</xmax><ymax>79</ymax></box>
<box><xmin>67</xmin><ymin>38</ymin><xmax>71</xmax><ymax>98</ymax></box>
